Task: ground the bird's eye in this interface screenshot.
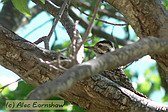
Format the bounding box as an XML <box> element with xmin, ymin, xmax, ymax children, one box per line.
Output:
<box><xmin>98</xmin><ymin>44</ymin><xmax>103</xmax><ymax>48</ymax></box>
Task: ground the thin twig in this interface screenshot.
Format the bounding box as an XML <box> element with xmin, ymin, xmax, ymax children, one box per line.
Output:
<box><xmin>69</xmin><ymin>8</ymin><xmax>133</xmax><ymax>45</ymax></box>
<box><xmin>73</xmin><ymin>1</ymin><xmax>127</xmax><ymax>22</ymax></box>
<box><xmin>28</xmin><ymin>37</ymin><xmax>168</xmax><ymax>101</ymax></box>
<box><xmin>75</xmin><ymin>6</ymin><xmax>127</xmax><ymax>26</ymax></box>
<box><xmin>34</xmin><ymin>0</ymin><xmax>72</xmax><ymax>49</ymax></box>
<box><xmin>34</xmin><ymin>36</ymin><xmax>48</xmax><ymax>44</ymax></box>
<box><xmin>47</xmin><ymin>0</ymin><xmax>71</xmax><ymax>40</ymax></box>
<box><xmin>77</xmin><ymin>0</ymin><xmax>101</xmax><ymax>52</ymax></box>
<box><xmin>71</xmin><ymin>21</ymin><xmax>78</xmax><ymax>64</ymax></box>
<box><xmin>110</xmin><ymin>26</ymin><xmax>119</xmax><ymax>49</ymax></box>
<box><xmin>82</xmin><ymin>0</ymin><xmax>101</xmax><ymax>40</ymax></box>
<box><xmin>125</xmin><ymin>25</ymin><xmax>130</xmax><ymax>40</ymax></box>
<box><xmin>0</xmin><ymin>78</ymin><xmax>21</xmax><ymax>93</ymax></box>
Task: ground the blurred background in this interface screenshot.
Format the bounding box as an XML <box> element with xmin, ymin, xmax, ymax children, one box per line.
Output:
<box><xmin>0</xmin><ymin>0</ymin><xmax>168</xmax><ymax>111</ymax></box>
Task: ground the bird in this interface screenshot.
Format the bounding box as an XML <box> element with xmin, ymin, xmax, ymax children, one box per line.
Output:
<box><xmin>85</xmin><ymin>40</ymin><xmax>115</xmax><ymax>56</ymax></box>
<box><xmin>85</xmin><ymin>40</ymin><xmax>136</xmax><ymax>93</ymax></box>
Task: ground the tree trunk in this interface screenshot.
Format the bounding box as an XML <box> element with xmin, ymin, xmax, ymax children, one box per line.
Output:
<box><xmin>0</xmin><ymin>0</ymin><xmax>168</xmax><ymax>112</ymax></box>
<box><xmin>106</xmin><ymin>0</ymin><xmax>168</xmax><ymax>93</ymax></box>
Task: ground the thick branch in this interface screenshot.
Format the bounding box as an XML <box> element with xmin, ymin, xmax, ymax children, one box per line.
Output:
<box><xmin>105</xmin><ymin>0</ymin><xmax>168</xmax><ymax>94</ymax></box>
<box><xmin>106</xmin><ymin>0</ymin><xmax>166</xmax><ymax>37</ymax></box>
<box><xmin>32</xmin><ymin>0</ymin><xmax>76</xmax><ymax>41</ymax></box>
<box><xmin>32</xmin><ymin>0</ymin><xmax>132</xmax><ymax>46</ymax></box>
<box><xmin>1</xmin><ymin>0</ymin><xmax>168</xmax><ymax>111</ymax></box>
<box><xmin>28</xmin><ymin>36</ymin><xmax>168</xmax><ymax>100</ymax></box>
<box><xmin>1</xmin><ymin>24</ymin><xmax>168</xmax><ymax>111</ymax></box>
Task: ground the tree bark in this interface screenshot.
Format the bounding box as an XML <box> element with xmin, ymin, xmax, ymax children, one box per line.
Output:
<box><xmin>1</xmin><ymin>25</ymin><xmax>168</xmax><ymax>112</ymax></box>
<box><xmin>106</xmin><ymin>0</ymin><xmax>168</xmax><ymax>94</ymax></box>
<box><xmin>1</xmin><ymin>0</ymin><xmax>168</xmax><ymax>112</ymax></box>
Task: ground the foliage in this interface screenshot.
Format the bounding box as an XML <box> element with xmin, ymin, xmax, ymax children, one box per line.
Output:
<box><xmin>1</xmin><ymin>0</ymin><xmax>45</xmax><ymax>16</ymax></box>
<box><xmin>0</xmin><ymin>81</ymin><xmax>85</xmax><ymax>111</ymax></box>
<box><xmin>137</xmin><ymin>65</ymin><xmax>161</xmax><ymax>96</ymax></box>
<box><xmin>125</xmin><ymin>65</ymin><xmax>161</xmax><ymax>97</ymax></box>
<box><xmin>39</xmin><ymin>0</ymin><xmax>46</xmax><ymax>4</ymax></box>
<box><xmin>0</xmin><ymin>0</ymin><xmax>168</xmax><ymax>111</ymax></box>
<box><xmin>11</xmin><ymin>0</ymin><xmax>31</xmax><ymax>17</ymax></box>
<box><xmin>163</xmin><ymin>0</ymin><xmax>168</xmax><ymax>10</ymax></box>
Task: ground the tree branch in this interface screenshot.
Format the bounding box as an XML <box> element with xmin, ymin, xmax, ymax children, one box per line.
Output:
<box><xmin>73</xmin><ymin>1</ymin><xmax>127</xmax><ymax>22</ymax></box>
<box><xmin>105</xmin><ymin>0</ymin><xmax>166</xmax><ymax>37</ymax></box>
<box><xmin>32</xmin><ymin>0</ymin><xmax>77</xmax><ymax>41</ymax></box>
<box><xmin>28</xmin><ymin>36</ymin><xmax>168</xmax><ymax>100</ymax></box>
<box><xmin>32</xmin><ymin>0</ymin><xmax>133</xmax><ymax>46</ymax></box>
<box><xmin>34</xmin><ymin>0</ymin><xmax>72</xmax><ymax>49</ymax></box>
<box><xmin>105</xmin><ymin>0</ymin><xmax>168</xmax><ymax>94</ymax></box>
<box><xmin>69</xmin><ymin>9</ymin><xmax>133</xmax><ymax>45</ymax></box>
<box><xmin>1</xmin><ymin>0</ymin><xmax>168</xmax><ymax>111</ymax></box>
<box><xmin>1</xmin><ymin>24</ymin><xmax>168</xmax><ymax>111</ymax></box>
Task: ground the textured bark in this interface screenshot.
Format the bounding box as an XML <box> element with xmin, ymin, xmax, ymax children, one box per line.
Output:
<box><xmin>1</xmin><ymin>25</ymin><xmax>168</xmax><ymax>112</ymax></box>
<box><xmin>32</xmin><ymin>0</ymin><xmax>168</xmax><ymax>95</ymax></box>
<box><xmin>106</xmin><ymin>0</ymin><xmax>168</xmax><ymax>94</ymax></box>
<box><xmin>1</xmin><ymin>0</ymin><xmax>168</xmax><ymax>112</ymax></box>
<box><xmin>28</xmin><ymin>36</ymin><xmax>168</xmax><ymax>100</ymax></box>
<box><xmin>32</xmin><ymin>0</ymin><xmax>132</xmax><ymax>45</ymax></box>
<box><xmin>106</xmin><ymin>0</ymin><xmax>166</xmax><ymax>37</ymax></box>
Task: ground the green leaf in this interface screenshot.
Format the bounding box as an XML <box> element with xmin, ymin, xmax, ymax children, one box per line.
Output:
<box><xmin>40</xmin><ymin>0</ymin><xmax>46</xmax><ymax>4</ymax></box>
<box><xmin>162</xmin><ymin>94</ymin><xmax>168</xmax><ymax>102</ymax></box>
<box><xmin>11</xmin><ymin>0</ymin><xmax>31</xmax><ymax>17</ymax></box>
<box><xmin>163</xmin><ymin>0</ymin><xmax>168</xmax><ymax>10</ymax></box>
<box><xmin>137</xmin><ymin>80</ymin><xmax>151</xmax><ymax>96</ymax></box>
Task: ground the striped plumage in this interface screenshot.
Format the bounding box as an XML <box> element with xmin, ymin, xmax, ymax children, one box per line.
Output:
<box><xmin>86</xmin><ymin>40</ymin><xmax>136</xmax><ymax>92</ymax></box>
<box><xmin>93</xmin><ymin>40</ymin><xmax>115</xmax><ymax>55</ymax></box>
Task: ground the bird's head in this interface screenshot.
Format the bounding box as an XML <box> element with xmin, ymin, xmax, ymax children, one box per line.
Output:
<box><xmin>85</xmin><ymin>40</ymin><xmax>115</xmax><ymax>56</ymax></box>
